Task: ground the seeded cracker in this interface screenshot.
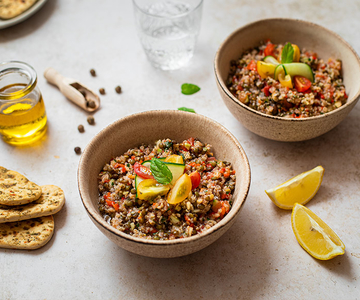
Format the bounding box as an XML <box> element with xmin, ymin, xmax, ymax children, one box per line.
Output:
<box><xmin>0</xmin><ymin>215</ymin><xmax>54</xmax><ymax>250</ymax></box>
<box><xmin>0</xmin><ymin>0</ymin><xmax>38</xmax><ymax>20</ymax></box>
<box><xmin>0</xmin><ymin>185</ymin><xmax>65</xmax><ymax>223</ymax></box>
<box><xmin>0</xmin><ymin>166</ymin><xmax>42</xmax><ymax>206</ymax></box>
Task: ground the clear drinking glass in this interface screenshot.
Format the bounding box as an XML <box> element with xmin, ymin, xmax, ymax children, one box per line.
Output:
<box><xmin>133</xmin><ymin>0</ymin><xmax>203</xmax><ymax>70</ymax></box>
<box><xmin>0</xmin><ymin>61</ymin><xmax>47</xmax><ymax>146</ymax></box>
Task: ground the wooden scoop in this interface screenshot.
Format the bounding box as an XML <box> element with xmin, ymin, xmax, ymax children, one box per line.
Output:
<box><xmin>44</xmin><ymin>67</ymin><xmax>100</xmax><ymax>112</ymax></box>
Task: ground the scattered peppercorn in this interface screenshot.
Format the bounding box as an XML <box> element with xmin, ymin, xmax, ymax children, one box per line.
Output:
<box><xmin>115</xmin><ymin>86</ymin><xmax>122</xmax><ymax>94</ymax></box>
<box><xmin>74</xmin><ymin>147</ymin><xmax>81</xmax><ymax>154</ymax></box>
<box><xmin>99</xmin><ymin>88</ymin><xmax>105</xmax><ymax>95</ymax></box>
<box><xmin>78</xmin><ymin>124</ymin><xmax>85</xmax><ymax>133</ymax></box>
<box><xmin>90</xmin><ymin>69</ymin><xmax>96</xmax><ymax>76</ymax></box>
<box><xmin>87</xmin><ymin>115</ymin><xmax>95</xmax><ymax>125</ymax></box>
<box><xmin>87</xmin><ymin>100</ymin><xmax>96</xmax><ymax>108</ymax></box>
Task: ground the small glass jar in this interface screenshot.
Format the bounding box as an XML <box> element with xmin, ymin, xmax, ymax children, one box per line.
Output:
<box><xmin>0</xmin><ymin>61</ymin><xmax>47</xmax><ymax>145</ymax></box>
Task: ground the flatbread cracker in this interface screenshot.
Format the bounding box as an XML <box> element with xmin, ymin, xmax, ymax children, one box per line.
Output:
<box><xmin>0</xmin><ymin>0</ymin><xmax>38</xmax><ymax>20</ymax></box>
<box><xmin>0</xmin><ymin>185</ymin><xmax>65</xmax><ymax>223</ymax></box>
<box><xmin>0</xmin><ymin>215</ymin><xmax>54</xmax><ymax>250</ymax></box>
<box><xmin>0</xmin><ymin>166</ymin><xmax>42</xmax><ymax>206</ymax></box>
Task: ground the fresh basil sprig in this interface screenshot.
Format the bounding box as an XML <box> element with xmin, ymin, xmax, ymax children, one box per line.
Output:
<box><xmin>150</xmin><ymin>158</ymin><xmax>173</xmax><ymax>185</ymax></box>
<box><xmin>281</xmin><ymin>43</ymin><xmax>294</xmax><ymax>64</ymax></box>
<box><xmin>178</xmin><ymin>107</ymin><xmax>196</xmax><ymax>113</ymax></box>
<box><xmin>181</xmin><ymin>83</ymin><xmax>200</xmax><ymax>95</ymax></box>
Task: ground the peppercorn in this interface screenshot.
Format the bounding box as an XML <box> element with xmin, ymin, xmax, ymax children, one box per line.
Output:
<box><xmin>74</xmin><ymin>147</ymin><xmax>81</xmax><ymax>154</ymax></box>
<box><xmin>90</xmin><ymin>69</ymin><xmax>96</xmax><ymax>76</ymax></box>
<box><xmin>87</xmin><ymin>100</ymin><xmax>96</xmax><ymax>108</ymax></box>
<box><xmin>77</xmin><ymin>124</ymin><xmax>85</xmax><ymax>133</ymax></box>
<box><xmin>99</xmin><ymin>88</ymin><xmax>105</xmax><ymax>95</ymax></box>
<box><xmin>115</xmin><ymin>86</ymin><xmax>122</xmax><ymax>94</ymax></box>
<box><xmin>87</xmin><ymin>116</ymin><xmax>95</xmax><ymax>125</ymax></box>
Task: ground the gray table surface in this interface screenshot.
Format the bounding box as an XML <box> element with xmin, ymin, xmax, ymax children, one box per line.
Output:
<box><xmin>1</xmin><ymin>0</ymin><xmax>359</xmax><ymax>299</ymax></box>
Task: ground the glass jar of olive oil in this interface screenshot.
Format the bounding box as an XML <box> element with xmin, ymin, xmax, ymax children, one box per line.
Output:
<box><xmin>0</xmin><ymin>61</ymin><xmax>47</xmax><ymax>145</ymax></box>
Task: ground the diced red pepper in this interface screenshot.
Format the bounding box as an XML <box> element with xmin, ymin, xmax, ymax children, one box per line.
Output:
<box><xmin>247</xmin><ymin>60</ymin><xmax>257</xmax><ymax>71</ymax></box>
<box><xmin>113</xmin><ymin>203</ymin><xmax>119</xmax><ymax>211</ymax></box>
<box><xmin>264</xmin><ymin>43</ymin><xmax>276</xmax><ymax>58</ymax></box>
<box><xmin>114</xmin><ymin>163</ymin><xmax>126</xmax><ymax>173</ymax></box>
<box><xmin>262</xmin><ymin>85</ymin><xmax>271</xmax><ymax>97</ymax></box>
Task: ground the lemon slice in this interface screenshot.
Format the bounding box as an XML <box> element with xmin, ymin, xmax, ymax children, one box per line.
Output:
<box><xmin>265</xmin><ymin>166</ymin><xmax>324</xmax><ymax>209</ymax></box>
<box><xmin>291</xmin><ymin>203</ymin><xmax>345</xmax><ymax>260</ymax></box>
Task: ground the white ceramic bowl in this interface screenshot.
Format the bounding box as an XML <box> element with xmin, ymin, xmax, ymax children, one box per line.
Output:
<box><xmin>78</xmin><ymin>110</ymin><xmax>251</xmax><ymax>258</ymax></box>
<box><xmin>215</xmin><ymin>18</ymin><xmax>360</xmax><ymax>142</ymax></box>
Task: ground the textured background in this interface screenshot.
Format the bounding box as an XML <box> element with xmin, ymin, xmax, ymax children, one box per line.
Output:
<box><xmin>0</xmin><ymin>0</ymin><xmax>359</xmax><ymax>299</ymax></box>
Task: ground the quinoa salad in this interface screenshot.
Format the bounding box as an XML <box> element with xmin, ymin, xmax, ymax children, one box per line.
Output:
<box><xmin>227</xmin><ymin>40</ymin><xmax>348</xmax><ymax>118</ymax></box>
<box><xmin>98</xmin><ymin>138</ymin><xmax>236</xmax><ymax>240</ymax></box>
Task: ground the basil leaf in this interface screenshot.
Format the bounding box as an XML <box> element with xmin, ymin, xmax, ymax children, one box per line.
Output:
<box><xmin>181</xmin><ymin>83</ymin><xmax>200</xmax><ymax>95</ymax></box>
<box><xmin>178</xmin><ymin>107</ymin><xmax>196</xmax><ymax>113</ymax></box>
<box><xmin>150</xmin><ymin>158</ymin><xmax>173</xmax><ymax>185</ymax></box>
<box><xmin>281</xmin><ymin>42</ymin><xmax>294</xmax><ymax>64</ymax></box>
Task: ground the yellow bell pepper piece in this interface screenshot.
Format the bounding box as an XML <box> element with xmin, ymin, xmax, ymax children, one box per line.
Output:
<box><xmin>292</xmin><ymin>44</ymin><xmax>300</xmax><ymax>62</ymax></box>
<box><xmin>278</xmin><ymin>73</ymin><xmax>293</xmax><ymax>88</ymax></box>
<box><xmin>257</xmin><ymin>61</ymin><xmax>276</xmax><ymax>79</ymax></box>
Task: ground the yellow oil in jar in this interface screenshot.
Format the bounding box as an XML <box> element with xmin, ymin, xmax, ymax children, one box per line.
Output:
<box><xmin>0</xmin><ymin>84</ymin><xmax>47</xmax><ymax>145</ymax></box>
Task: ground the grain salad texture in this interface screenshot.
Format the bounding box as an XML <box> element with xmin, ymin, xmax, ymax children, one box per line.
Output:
<box><xmin>98</xmin><ymin>138</ymin><xmax>236</xmax><ymax>240</ymax></box>
<box><xmin>227</xmin><ymin>41</ymin><xmax>348</xmax><ymax>118</ymax></box>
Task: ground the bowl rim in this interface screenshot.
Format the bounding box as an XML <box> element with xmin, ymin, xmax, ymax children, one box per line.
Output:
<box><xmin>77</xmin><ymin>110</ymin><xmax>251</xmax><ymax>246</ymax></box>
<box><xmin>214</xmin><ymin>17</ymin><xmax>360</xmax><ymax>122</ymax></box>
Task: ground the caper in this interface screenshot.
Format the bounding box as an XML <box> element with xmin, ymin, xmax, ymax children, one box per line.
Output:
<box><xmin>129</xmin><ymin>159</ymin><xmax>135</xmax><ymax>165</ymax></box>
<box><xmin>130</xmin><ymin>188</ymin><xmax>136</xmax><ymax>194</ymax></box>
<box><xmin>210</xmin><ymin>161</ymin><xmax>217</xmax><ymax>167</ymax></box>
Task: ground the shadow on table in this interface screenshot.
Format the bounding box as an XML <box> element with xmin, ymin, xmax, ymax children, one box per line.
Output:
<box><xmin>113</xmin><ymin>204</ymin><xmax>273</xmax><ymax>300</ymax></box>
<box><xmin>0</xmin><ymin>0</ymin><xmax>57</xmax><ymax>41</ymax></box>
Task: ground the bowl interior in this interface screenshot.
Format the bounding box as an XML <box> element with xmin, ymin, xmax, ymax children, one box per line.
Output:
<box><xmin>78</xmin><ymin>110</ymin><xmax>251</xmax><ymax>245</ymax></box>
<box><xmin>215</xmin><ymin>18</ymin><xmax>360</xmax><ymax>111</ymax></box>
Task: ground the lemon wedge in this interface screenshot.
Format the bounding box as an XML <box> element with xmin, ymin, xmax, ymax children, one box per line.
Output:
<box><xmin>265</xmin><ymin>166</ymin><xmax>324</xmax><ymax>210</ymax></box>
<box><xmin>291</xmin><ymin>203</ymin><xmax>345</xmax><ymax>260</ymax></box>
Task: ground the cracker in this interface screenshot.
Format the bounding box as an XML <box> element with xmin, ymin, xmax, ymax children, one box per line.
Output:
<box><xmin>0</xmin><ymin>215</ymin><xmax>54</xmax><ymax>250</ymax></box>
<box><xmin>0</xmin><ymin>0</ymin><xmax>38</xmax><ymax>20</ymax></box>
<box><xmin>0</xmin><ymin>185</ymin><xmax>65</xmax><ymax>223</ymax></box>
<box><xmin>0</xmin><ymin>166</ymin><xmax>42</xmax><ymax>206</ymax></box>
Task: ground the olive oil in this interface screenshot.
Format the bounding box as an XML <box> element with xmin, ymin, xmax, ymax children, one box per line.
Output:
<box><xmin>0</xmin><ymin>83</ymin><xmax>47</xmax><ymax>145</ymax></box>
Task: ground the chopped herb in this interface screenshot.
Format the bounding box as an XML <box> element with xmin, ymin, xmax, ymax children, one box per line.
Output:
<box><xmin>178</xmin><ymin>107</ymin><xmax>196</xmax><ymax>113</ymax></box>
<box><xmin>281</xmin><ymin>43</ymin><xmax>294</xmax><ymax>64</ymax></box>
<box><xmin>181</xmin><ymin>83</ymin><xmax>200</xmax><ymax>95</ymax></box>
<box><xmin>150</xmin><ymin>158</ymin><xmax>173</xmax><ymax>185</ymax></box>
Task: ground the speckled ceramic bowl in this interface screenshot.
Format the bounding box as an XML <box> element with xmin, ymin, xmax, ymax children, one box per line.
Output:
<box><xmin>214</xmin><ymin>18</ymin><xmax>360</xmax><ymax>142</ymax></box>
<box><xmin>78</xmin><ymin>110</ymin><xmax>251</xmax><ymax>258</ymax></box>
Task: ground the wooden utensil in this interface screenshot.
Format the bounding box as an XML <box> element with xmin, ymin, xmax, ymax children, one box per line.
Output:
<box><xmin>44</xmin><ymin>67</ymin><xmax>100</xmax><ymax>112</ymax></box>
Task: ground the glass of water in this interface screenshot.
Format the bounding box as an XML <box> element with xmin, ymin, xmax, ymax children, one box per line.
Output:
<box><xmin>133</xmin><ymin>0</ymin><xmax>203</xmax><ymax>70</ymax></box>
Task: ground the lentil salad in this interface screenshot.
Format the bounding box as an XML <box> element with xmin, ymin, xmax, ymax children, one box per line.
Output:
<box><xmin>98</xmin><ymin>138</ymin><xmax>236</xmax><ymax>240</ymax></box>
<box><xmin>227</xmin><ymin>40</ymin><xmax>348</xmax><ymax>118</ymax></box>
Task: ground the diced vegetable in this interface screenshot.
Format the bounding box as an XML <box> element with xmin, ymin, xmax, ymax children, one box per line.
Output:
<box><xmin>137</xmin><ymin>179</ymin><xmax>170</xmax><ymax>200</ymax></box>
<box><xmin>278</xmin><ymin>73</ymin><xmax>293</xmax><ymax>89</ymax></box>
<box><xmin>167</xmin><ymin>174</ymin><xmax>192</xmax><ymax>204</ymax></box>
<box><xmin>165</xmin><ymin>155</ymin><xmax>184</xmax><ymax>164</ymax></box>
<box><xmin>257</xmin><ymin>61</ymin><xmax>277</xmax><ymax>79</ymax></box>
<box><xmin>282</xmin><ymin>63</ymin><xmax>314</xmax><ymax>82</ymax></box>
<box><xmin>264</xmin><ymin>56</ymin><xmax>280</xmax><ymax>65</ymax></box>
<box><xmin>264</xmin><ymin>43</ymin><xmax>276</xmax><ymax>58</ymax></box>
<box><xmin>274</xmin><ymin>64</ymin><xmax>287</xmax><ymax>80</ymax></box>
<box><xmin>189</xmin><ymin>171</ymin><xmax>201</xmax><ymax>190</ymax></box>
<box><xmin>134</xmin><ymin>162</ymin><xmax>154</xmax><ymax>179</ymax></box>
<box><xmin>294</xmin><ymin>76</ymin><xmax>312</xmax><ymax>92</ymax></box>
<box><xmin>247</xmin><ymin>60</ymin><xmax>257</xmax><ymax>71</ymax></box>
